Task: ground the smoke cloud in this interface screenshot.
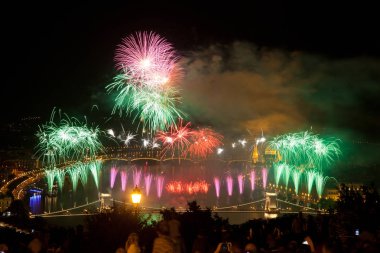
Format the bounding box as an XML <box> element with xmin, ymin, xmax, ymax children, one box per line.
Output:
<box><xmin>180</xmin><ymin>41</ymin><xmax>380</xmax><ymax>139</ymax></box>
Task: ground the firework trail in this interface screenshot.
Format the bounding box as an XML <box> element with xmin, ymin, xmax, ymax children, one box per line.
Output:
<box><xmin>124</xmin><ymin>132</ymin><xmax>136</xmax><ymax>146</ymax></box>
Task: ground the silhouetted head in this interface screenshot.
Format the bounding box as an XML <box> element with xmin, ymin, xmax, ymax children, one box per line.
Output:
<box><xmin>157</xmin><ymin>220</ymin><xmax>170</xmax><ymax>236</ymax></box>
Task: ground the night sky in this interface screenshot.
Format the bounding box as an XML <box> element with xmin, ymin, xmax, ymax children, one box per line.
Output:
<box><xmin>1</xmin><ymin>2</ymin><xmax>380</xmax><ymax>151</ymax></box>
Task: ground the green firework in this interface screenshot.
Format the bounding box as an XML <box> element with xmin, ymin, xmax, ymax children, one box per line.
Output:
<box><xmin>55</xmin><ymin>169</ymin><xmax>66</xmax><ymax>192</ymax></box>
<box><xmin>106</xmin><ymin>74</ymin><xmax>184</xmax><ymax>132</ymax></box>
<box><xmin>46</xmin><ymin>169</ymin><xmax>55</xmax><ymax>194</ymax></box>
<box><xmin>67</xmin><ymin>166</ymin><xmax>80</xmax><ymax>193</ymax></box>
<box><xmin>274</xmin><ymin>163</ymin><xmax>285</xmax><ymax>186</ymax></box>
<box><xmin>269</xmin><ymin>131</ymin><xmax>341</xmax><ymax>171</ymax></box>
<box><xmin>78</xmin><ymin>163</ymin><xmax>88</xmax><ymax>187</ymax></box>
<box><xmin>89</xmin><ymin>160</ymin><xmax>102</xmax><ymax>189</ymax></box>
<box><xmin>291</xmin><ymin>169</ymin><xmax>302</xmax><ymax>195</ymax></box>
<box><xmin>306</xmin><ymin>170</ymin><xmax>316</xmax><ymax>195</ymax></box>
<box><xmin>315</xmin><ymin>173</ymin><xmax>329</xmax><ymax>198</ymax></box>
<box><xmin>283</xmin><ymin>164</ymin><xmax>292</xmax><ymax>189</ymax></box>
<box><xmin>35</xmin><ymin>109</ymin><xmax>104</xmax><ymax>168</ymax></box>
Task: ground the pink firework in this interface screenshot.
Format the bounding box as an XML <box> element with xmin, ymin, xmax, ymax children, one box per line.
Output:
<box><xmin>144</xmin><ymin>173</ymin><xmax>153</xmax><ymax>196</ymax></box>
<box><xmin>226</xmin><ymin>175</ymin><xmax>233</xmax><ymax>196</ymax></box>
<box><xmin>187</xmin><ymin>128</ymin><xmax>223</xmax><ymax>159</ymax></box>
<box><xmin>114</xmin><ymin>31</ymin><xmax>181</xmax><ymax>88</ymax></box>
<box><xmin>110</xmin><ymin>167</ymin><xmax>118</xmax><ymax>189</ymax></box>
<box><xmin>250</xmin><ymin>170</ymin><xmax>255</xmax><ymax>191</ymax></box>
<box><xmin>156</xmin><ymin>119</ymin><xmax>192</xmax><ymax>158</ymax></box>
<box><xmin>132</xmin><ymin>168</ymin><xmax>142</xmax><ymax>187</ymax></box>
<box><xmin>121</xmin><ymin>170</ymin><xmax>127</xmax><ymax>192</ymax></box>
<box><xmin>262</xmin><ymin>168</ymin><xmax>268</xmax><ymax>189</ymax></box>
<box><xmin>214</xmin><ymin>177</ymin><xmax>220</xmax><ymax>198</ymax></box>
<box><xmin>156</xmin><ymin>176</ymin><xmax>165</xmax><ymax>198</ymax></box>
<box><xmin>238</xmin><ymin>174</ymin><xmax>244</xmax><ymax>194</ymax></box>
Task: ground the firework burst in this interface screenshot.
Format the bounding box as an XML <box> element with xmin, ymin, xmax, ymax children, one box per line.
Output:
<box><xmin>35</xmin><ymin>110</ymin><xmax>103</xmax><ymax>168</ymax></box>
<box><xmin>106</xmin><ymin>73</ymin><xmax>184</xmax><ymax>132</ymax></box>
<box><xmin>156</xmin><ymin>119</ymin><xmax>192</xmax><ymax>158</ymax></box>
<box><xmin>269</xmin><ymin>131</ymin><xmax>341</xmax><ymax>171</ymax></box>
<box><xmin>114</xmin><ymin>31</ymin><xmax>181</xmax><ymax>89</ymax></box>
<box><xmin>187</xmin><ymin>128</ymin><xmax>223</xmax><ymax>159</ymax></box>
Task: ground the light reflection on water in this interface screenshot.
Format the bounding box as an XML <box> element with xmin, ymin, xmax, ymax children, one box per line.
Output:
<box><xmin>29</xmin><ymin>160</ymin><xmax>271</xmax><ymax>217</ymax></box>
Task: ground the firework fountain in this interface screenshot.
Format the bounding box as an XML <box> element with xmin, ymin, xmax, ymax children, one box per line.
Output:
<box><xmin>250</xmin><ymin>170</ymin><xmax>255</xmax><ymax>191</ymax></box>
<box><xmin>214</xmin><ymin>177</ymin><xmax>220</xmax><ymax>198</ymax></box>
<box><xmin>121</xmin><ymin>170</ymin><xmax>127</xmax><ymax>192</ymax></box>
<box><xmin>144</xmin><ymin>173</ymin><xmax>153</xmax><ymax>196</ymax></box>
<box><xmin>110</xmin><ymin>167</ymin><xmax>118</xmax><ymax>189</ymax></box>
<box><xmin>269</xmin><ymin>131</ymin><xmax>341</xmax><ymax>197</ymax></box>
<box><xmin>262</xmin><ymin>168</ymin><xmax>268</xmax><ymax>189</ymax></box>
<box><xmin>238</xmin><ymin>174</ymin><xmax>244</xmax><ymax>194</ymax></box>
<box><xmin>156</xmin><ymin>176</ymin><xmax>165</xmax><ymax>198</ymax></box>
<box><xmin>35</xmin><ymin>110</ymin><xmax>104</xmax><ymax>197</ymax></box>
<box><xmin>226</xmin><ymin>175</ymin><xmax>233</xmax><ymax>196</ymax></box>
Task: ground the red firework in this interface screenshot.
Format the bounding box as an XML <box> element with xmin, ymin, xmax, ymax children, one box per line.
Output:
<box><xmin>114</xmin><ymin>31</ymin><xmax>182</xmax><ymax>88</ymax></box>
<box><xmin>165</xmin><ymin>180</ymin><xmax>209</xmax><ymax>194</ymax></box>
<box><xmin>187</xmin><ymin>128</ymin><xmax>223</xmax><ymax>159</ymax></box>
<box><xmin>156</xmin><ymin>119</ymin><xmax>192</xmax><ymax>158</ymax></box>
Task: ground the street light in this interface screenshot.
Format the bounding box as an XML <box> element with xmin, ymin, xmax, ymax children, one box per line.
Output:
<box><xmin>131</xmin><ymin>185</ymin><xmax>142</xmax><ymax>215</ymax></box>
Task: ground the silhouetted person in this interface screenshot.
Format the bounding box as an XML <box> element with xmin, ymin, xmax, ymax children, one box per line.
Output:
<box><xmin>125</xmin><ymin>233</ymin><xmax>141</xmax><ymax>253</ymax></box>
<box><xmin>192</xmin><ymin>229</ymin><xmax>209</xmax><ymax>253</ymax></box>
<box><xmin>153</xmin><ymin>221</ymin><xmax>175</xmax><ymax>253</ymax></box>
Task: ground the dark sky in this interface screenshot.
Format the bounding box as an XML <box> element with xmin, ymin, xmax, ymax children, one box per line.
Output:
<box><xmin>1</xmin><ymin>1</ymin><xmax>380</xmax><ymax>141</ymax></box>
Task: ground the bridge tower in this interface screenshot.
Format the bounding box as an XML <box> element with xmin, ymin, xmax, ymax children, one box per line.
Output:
<box><xmin>264</xmin><ymin>192</ymin><xmax>278</xmax><ymax>218</ymax></box>
<box><xmin>99</xmin><ymin>193</ymin><xmax>112</xmax><ymax>212</ymax></box>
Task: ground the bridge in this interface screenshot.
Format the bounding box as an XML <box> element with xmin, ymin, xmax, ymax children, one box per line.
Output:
<box><xmin>98</xmin><ymin>154</ymin><xmax>251</xmax><ymax>165</ymax></box>
<box><xmin>31</xmin><ymin>191</ymin><xmax>323</xmax><ymax>223</ymax></box>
